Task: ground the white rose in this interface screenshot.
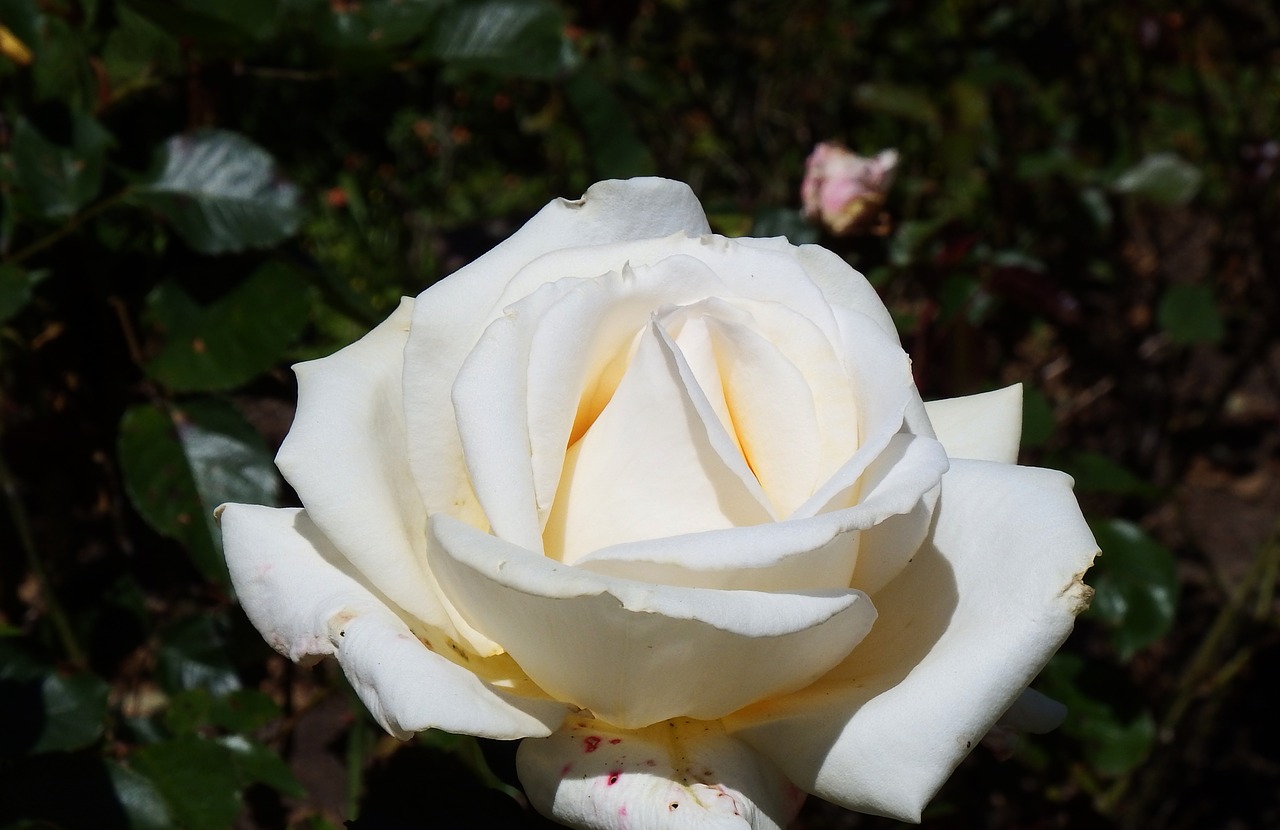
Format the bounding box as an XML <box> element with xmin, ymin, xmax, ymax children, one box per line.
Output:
<box><xmin>218</xmin><ymin>178</ymin><xmax>1097</xmax><ymax>829</ymax></box>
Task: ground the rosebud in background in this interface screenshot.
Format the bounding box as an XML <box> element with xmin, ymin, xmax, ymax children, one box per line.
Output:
<box><xmin>801</xmin><ymin>143</ymin><xmax>898</xmax><ymax>236</ymax></box>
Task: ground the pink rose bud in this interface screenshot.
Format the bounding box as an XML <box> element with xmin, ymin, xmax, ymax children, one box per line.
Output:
<box><xmin>801</xmin><ymin>143</ymin><xmax>899</xmax><ymax>236</ymax></box>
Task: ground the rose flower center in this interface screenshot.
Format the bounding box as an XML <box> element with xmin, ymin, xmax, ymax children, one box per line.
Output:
<box><xmin>542</xmin><ymin>297</ymin><xmax>859</xmax><ymax>564</ymax></box>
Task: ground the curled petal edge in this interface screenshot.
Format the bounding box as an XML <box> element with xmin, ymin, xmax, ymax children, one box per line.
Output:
<box><xmin>218</xmin><ymin>504</ymin><xmax>570</xmax><ymax>740</ymax></box>
<box><xmin>429</xmin><ymin>513</ymin><xmax>878</xmax><ymax>729</ymax></box>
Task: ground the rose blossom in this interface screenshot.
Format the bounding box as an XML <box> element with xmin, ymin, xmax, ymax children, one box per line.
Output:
<box><xmin>801</xmin><ymin>143</ymin><xmax>898</xmax><ymax>236</ymax></box>
<box><xmin>218</xmin><ymin>178</ymin><xmax>1096</xmax><ymax>829</ymax></box>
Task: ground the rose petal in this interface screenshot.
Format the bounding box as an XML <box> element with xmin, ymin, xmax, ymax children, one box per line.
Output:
<box><xmin>493</xmin><ymin>234</ymin><xmax>843</xmax><ymax>345</ymax></box>
<box><xmin>998</xmin><ymin>687</ymin><xmax>1067</xmax><ymax>734</ymax></box>
<box><xmin>574</xmin><ymin>433</ymin><xmax>948</xmax><ymax>593</ymax></box>
<box><xmin>793</xmin><ymin>306</ymin><xmax>927</xmax><ymax>519</ymax></box>
<box><xmin>733</xmin><ymin>237</ymin><xmax>899</xmax><ymax>342</ymax></box>
<box><xmin>697</xmin><ymin>310</ymin><xmax>837</xmax><ymax>516</ymax></box>
<box><xmin>543</xmin><ymin>318</ymin><xmax>773</xmax><ymax>563</ymax></box>
<box><xmin>518</xmin><ymin>717</ymin><xmax>804</xmax><ymax>830</ymax></box>
<box><xmin>451</xmin><ymin>236</ymin><xmax>860</xmax><ymax>547</ymax></box>
<box><xmin>274</xmin><ymin>299</ymin><xmax>458</xmax><ymax>637</ymax></box>
<box><xmin>924</xmin><ymin>384</ymin><xmax>1024</xmax><ymax>464</ymax></box>
<box><xmin>845</xmin><ymin>434</ymin><xmax>945</xmax><ymax>596</ymax></box>
<box><xmin>403</xmin><ymin>180</ymin><xmax>713</xmax><ymax>527</ymax></box>
<box><xmin>218</xmin><ymin>504</ymin><xmax>570</xmax><ymax>740</ymax></box>
<box><xmin>724</xmin><ymin>461</ymin><xmax>1098</xmax><ymax>821</ymax></box>
<box><xmin>428</xmin><ymin>513</ymin><xmax>878</xmax><ymax>729</ymax></box>
<box><xmin>452</xmin><ymin>257</ymin><xmax>748</xmax><ymax>554</ymax></box>
<box><xmin>519</xmin><ymin>258</ymin><xmax>736</xmax><ymax>529</ymax></box>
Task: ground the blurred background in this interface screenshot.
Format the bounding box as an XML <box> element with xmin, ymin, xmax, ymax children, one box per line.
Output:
<box><xmin>1</xmin><ymin>1</ymin><xmax>1277</xmax><ymax>828</ymax></box>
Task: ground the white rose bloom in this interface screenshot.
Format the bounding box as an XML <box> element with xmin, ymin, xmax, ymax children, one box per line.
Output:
<box><xmin>218</xmin><ymin>178</ymin><xmax>1097</xmax><ymax>829</ymax></box>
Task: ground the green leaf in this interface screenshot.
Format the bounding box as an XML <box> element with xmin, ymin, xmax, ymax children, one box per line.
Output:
<box><xmin>0</xmin><ymin>265</ymin><xmax>35</xmax><ymax>323</ymax></box>
<box><xmin>30</xmin><ymin>16</ymin><xmax>96</xmax><ymax>108</ymax></box>
<box><xmin>1079</xmin><ymin>186</ymin><xmax>1113</xmax><ymax>229</ymax></box>
<box><xmin>34</xmin><ymin>671</ymin><xmax>110</xmax><ymax>754</ymax></box>
<box><xmin>853</xmin><ymin>82</ymin><xmax>941</xmax><ymax>128</ymax></box>
<box><xmin>320</xmin><ymin>0</ymin><xmax>451</xmax><ymax>52</ymax></box>
<box><xmin>938</xmin><ymin>273</ymin><xmax>979</xmax><ymax>322</ymax></box>
<box><xmin>0</xmin><ymin>753</ymin><xmax>163</xmax><ymax>830</ymax></box>
<box><xmin>120</xmin><ymin>0</ymin><xmax>280</xmax><ymax>45</ymax></box>
<box><xmin>144</xmin><ymin>261</ymin><xmax>311</xmax><ymax>392</ymax></box>
<box><xmin>103</xmin><ymin>6</ymin><xmax>182</xmax><ymax>90</ymax></box>
<box><xmin>119</xmin><ymin>404</ymin><xmax>221</xmax><ymax>581</ymax></box>
<box><xmin>107</xmin><ymin>761</ymin><xmax>175</xmax><ymax>830</ymax></box>
<box><xmin>0</xmin><ymin>640</ymin><xmax>109</xmax><ymax>756</ymax></box>
<box><xmin>166</xmin><ymin>687</ymin><xmax>281</xmax><ymax>734</ymax></box>
<box><xmin>1021</xmin><ymin>385</ymin><xmax>1055</xmax><ymax>448</ymax></box>
<box><xmin>424</xmin><ymin>0</ymin><xmax>576</xmax><ymax>79</ymax></box>
<box><xmin>131</xmin><ymin>736</ymin><xmax>243</xmax><ymax>830</ymax></box>
<box><xmin>1086</xmin><ymin>519</ymin><xmax>1179</xmax><ymax>658</ymax></box>
<box><xmin>118</xmin><ymin>398</ymin><xmax>278</xmax><ymax>583</ymax></box>
<box><xmin>1040</xmin><ymin>653</ymin><xmax>1156</xmax><ymax>776</ymax></box>
<box><xmin>888</xmin><ymin>218</ymin><xmax>944</xmax><ymax>267</ymax></box>
<box><xmin>213</xmin><ymin>689</ymin><xmax>282</xmax><ymax>733</ymax></box>
<box><xmin>178</xmin><ymin>398</ymin><xmax>281</xmax><ymax>516</ymax></box>
<box><xmin>293</xmin><ymin>818</ymin><xmax>343</xmax><ymax>830</ymax></box>
<box><xmin>1157</xmin><ymin>283</ymin><xmax>1224</xmax><ymax>345</ymax></box>
<box><xmin>1061</xmin><ymin>452</ymin><xmax>1159</xmax><ymax>498</ymax></box>
<box><xmin>130</xmin><ymin>732</ymin><xmax>301</xmax><ymax>829</ymax></box>
<box><xmin>1112</xmin><ymin>152</ymin><xmax>1202</xmax><ymax>207</ymax></box>
<box><xmin>562</xmin><ymin>72</ymin><xmax>656</xmax><ymax>179</ymax></box>
<box><xmin>156</xmin><ymin>615</ymin><xmax>241</xmax><ymax>697</ymax></box>
<box><xmin>751</xmin><ymin>207</ymin><xmax>819</xmax><ymax>246</ymax></box>
<box><xmin>131</xmin><ymin>130</ymin><xmax>303</xmax><ymax>254</ymax></box>
<box><xmin>163</xmin><ymin>687</ymin><xmax>214</xmax><ymax>735</ymax></box>
<box><xmin>219</xmin><ymin>735</ymin><xmax>306</xmax><ymax>796</ymax></box>
<box><xmin>10</xmin><ymin>114</ymin><xmax>113</xmax><ymax>219</ymax></box>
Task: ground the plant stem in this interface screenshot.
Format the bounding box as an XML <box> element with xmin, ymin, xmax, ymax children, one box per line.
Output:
<box><xmin>1105</xmin><ymin>518</ymin><xmax>1280</xmax><ymax>822</ymax></box>
<box><xmin>0</xmin><ymin>447</ymin><xmax>88</xmax><ymax>668</ymax></box>
<box><xmin>5</xmin><ymin>190</ymin><xmax>129</xmax><ymax>266</ymax></box>
<box><xmin>345</xmin><ymin>711</ymin><xmax>373</xmax><ymax>820</ymax></box>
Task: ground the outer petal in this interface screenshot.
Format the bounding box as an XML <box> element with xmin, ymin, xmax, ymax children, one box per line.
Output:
<box><xmin>218</xmin><ymin>504</ymin><xmax>570</xmax><ymax>740</ymax></box>
<box><xmin>733</xmin><ymin>237</ymin><xmax>898</xmax><ymax>342</ymax></box>
<box><xmin>428</xmin><ymin>514</ymin><xmax>878</xmax><ymax>729</ymax></box>
<box><xmin>403</xmin><ymin>179</ymin><xmax>712</xmax><ymax>524</ymax></box>
<box><xmin>724</xmin><ymin>461</ymin><xmax>1097</xmax><ymax>821</ymax></box>
<box><xmin>924</xmin><ymin>384</ymin><xmax>1024</xmax><ymax>464</ymax></box>
<box><xmin>518</xmin><ymin>718</ymin><xmax>805</xmax><ymax>830</ymax></box>
<box><xmin>274</xmin><ymin>299</ymin><xmax>453</xmax><ymax>635</ymax></box>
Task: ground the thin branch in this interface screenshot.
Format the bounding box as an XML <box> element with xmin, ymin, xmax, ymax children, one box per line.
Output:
<box><xmin>5</xmin><ymin>190</ymin><xmax>129</xmax><ymax>267</ymax></box>
<box><xmin>0</xmin><ymin>447</ymin><xmax>88</xmax><ymax>668</ymax></box>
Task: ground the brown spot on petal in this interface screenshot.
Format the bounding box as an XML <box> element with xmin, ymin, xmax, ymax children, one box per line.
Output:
<box><xmin>1063</xmin><ymin>555</ymin><xmax>1099</xmax><ymax>615</ymax></box>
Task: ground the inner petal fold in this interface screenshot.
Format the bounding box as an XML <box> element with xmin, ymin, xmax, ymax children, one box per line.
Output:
<box><xmin>543</xmin><ymin>319</ymin><xmax>773</xmax><ymax>564</ymax></box>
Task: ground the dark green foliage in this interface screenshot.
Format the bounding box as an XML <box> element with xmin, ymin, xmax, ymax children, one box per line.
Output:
<box><xmin>1</xmin><ymin>1</ymin><xmax>1276</xmax><ymax>828</ymax></box>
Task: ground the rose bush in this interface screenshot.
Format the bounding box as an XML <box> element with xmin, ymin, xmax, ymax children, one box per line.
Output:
<box><xmin>218</xmin><ymin>178</ymin><xmax>1097</xmax><ymax>829</ymax></box>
